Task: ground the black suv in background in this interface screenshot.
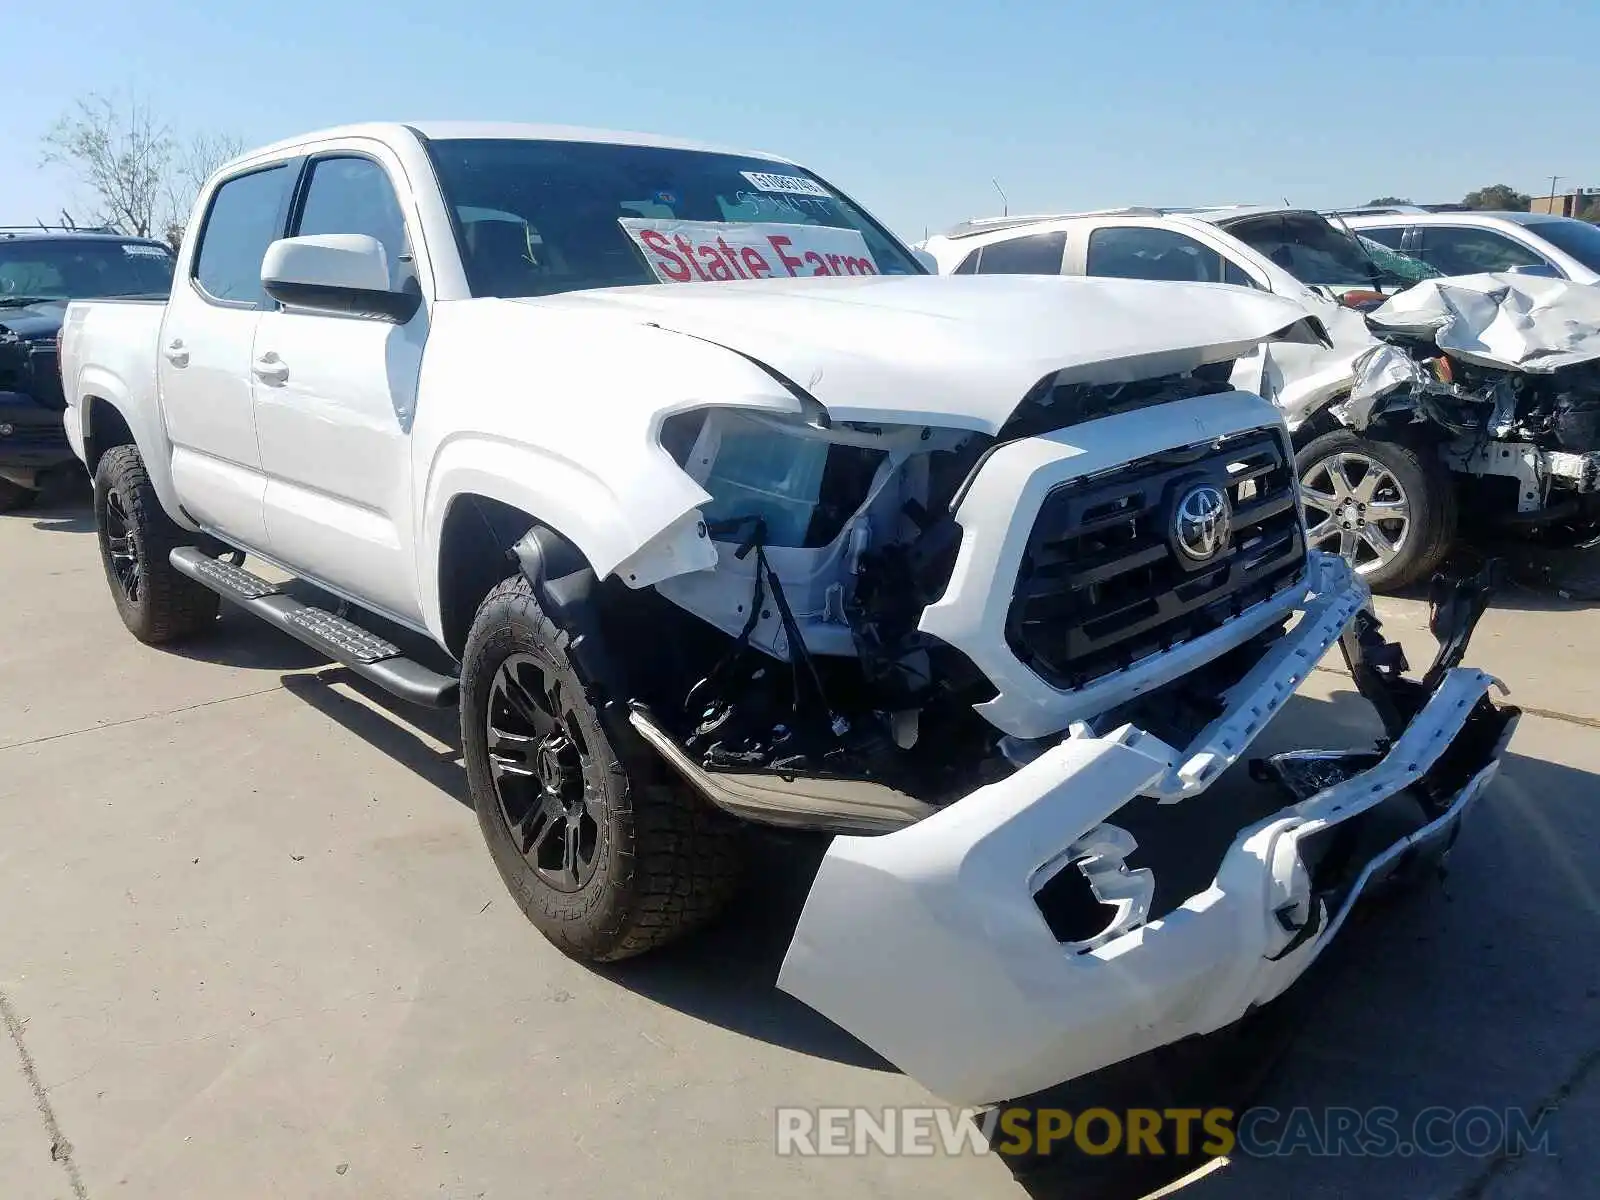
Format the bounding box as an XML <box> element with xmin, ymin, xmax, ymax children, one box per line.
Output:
<box><xmin>0</xmin><ymin>229</ymin><xmax>176</xmax><ymax>510</ymax></box>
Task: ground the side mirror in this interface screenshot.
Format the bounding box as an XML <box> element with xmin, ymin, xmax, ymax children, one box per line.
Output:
<box><xmin>261</xmin><ymin>234</ymin><xmax>420</xmax><ymax>322</ymax></box>
<box><xmin>912</xmin><ymin>248</ymin><xmax>940</xmax><ymax>275</ymax></box>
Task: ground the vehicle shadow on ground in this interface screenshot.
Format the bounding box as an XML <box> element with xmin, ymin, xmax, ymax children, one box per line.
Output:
<box><xmin>278</xmin><ymin>663</ymin><xmax>892</xmax><ymax>1069</ymax></box>
<box><xmin>1431</xmin><ymin>539</ymin><xmax>1600</xmax><ymax>609</ymax></box>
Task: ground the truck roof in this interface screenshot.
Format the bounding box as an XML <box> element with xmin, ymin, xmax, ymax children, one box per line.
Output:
<box><xmin>228</xmin><ymin>121</ymin><xmax>794</xmax><ymax>173</ymax></box>
<box><xmin>0</xmin><ymin>227</ymin><xmax>168</xmax><ymax>246</ymax></box>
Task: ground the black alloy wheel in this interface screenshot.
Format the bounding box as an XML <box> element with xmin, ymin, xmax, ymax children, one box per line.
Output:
<box><xmin>102</xmin><ymin>485</ymin><xmax>143</xmax><ymax>604</ymax></box>
<box><xmin>485</xmin><ymin>652</ymin><xmax>604</xmax><ymax>892</ymax></box>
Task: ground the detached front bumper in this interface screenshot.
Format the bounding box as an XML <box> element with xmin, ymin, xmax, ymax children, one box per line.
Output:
<box><xmin>777</xmin><ymin>553</ymin><xmax>1518</xmax><ymax>1105</ymax></box>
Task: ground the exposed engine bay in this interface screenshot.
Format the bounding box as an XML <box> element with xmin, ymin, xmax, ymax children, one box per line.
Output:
<box><xmin>1338</xmin><ymin>274</ymin><xmax>1600</xmax><ymax>524</ymax></box>
<box><xmin>594</xmin><ymin>365</ymin><xmax>1314</xmax><ymax>834</ymax></box>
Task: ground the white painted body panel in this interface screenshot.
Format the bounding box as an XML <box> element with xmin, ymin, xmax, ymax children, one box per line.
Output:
<box><xmin>158</xmin><ymin>284</ymin><xmax>269</xmax><ymax>547</ymax></box>
<box><xmin>253</xmin><ymin>306</ymin><xmax>427</xmax><ymax>621</ymax></box>
<box><xmin>57</xmin><ymin>300</ymin><xmax>194</xmax><ymax>528</ymax></box>
<box><xmin>525</xmin><ymin>274</ymin><xmax>1312</xmax><ymax>435</ymax></box>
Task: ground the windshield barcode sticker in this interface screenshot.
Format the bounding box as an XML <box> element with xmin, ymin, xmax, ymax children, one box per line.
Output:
<box><xmin>739</xmin><ymin>171</ymin><xmax>833</xmax><ymax>199</ymax></box>
<box><xmin>619</xmin><ymin>218</ymin><xmax>878</xmax><ymax>283</ymax></box>
<box><xmin>122</xmin><ymin>244</ymin><xmax>170</xmax><ymax>258</ymax></box>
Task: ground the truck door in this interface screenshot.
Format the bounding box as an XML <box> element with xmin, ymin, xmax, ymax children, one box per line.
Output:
<box><xmin>159</xmin><ymin>162</ymin><xmax>297</xmax><ymax>549</ymax></box>
<box><xmin>251</xmin><ymin>150</ymin><xmax>427</xmax><ymax>625</ymax></box>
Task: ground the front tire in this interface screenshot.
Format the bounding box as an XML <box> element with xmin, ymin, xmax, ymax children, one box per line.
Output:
<box><xmin>93</xmin><ymin>445</ymin><xmax>220</xmax><ymax>643</ymax></box>
<box><xmin>1296</xmin><ymin>429</ymin><xmax>1457</xmax><ymax>592</ymax></box>
<box><xmin>460</xmin><ymin>574</ymin><xmax>743</xmax><ymax>962</ymax></box>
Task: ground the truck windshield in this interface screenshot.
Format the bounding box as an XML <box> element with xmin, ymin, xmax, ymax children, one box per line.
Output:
<box><xmin>0</xmin><ymin>238</ymin><xmax>175</xmax><ymax>301</ymax></box>
<box><xmin>1222</xmin><ymin>212</ymin><xmax>1387</xmax><ymax>289</ymax></box>
<box><xmin>425</xmin><ymin>137</ymin><xmax>922</xmax><ymax>298</ymax></box>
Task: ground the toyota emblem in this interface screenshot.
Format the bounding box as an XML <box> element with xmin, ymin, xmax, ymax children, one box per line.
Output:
<box><xmin>1173</xmin><ymin>484</ymin><xmax>1231</xmax><ymax>562</ymax></box>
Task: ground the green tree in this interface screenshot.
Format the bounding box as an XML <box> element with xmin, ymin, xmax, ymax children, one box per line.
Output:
<box><xmin>1461</xmin><ymin>184</ymin><xmax>1531</xmax><ymax>211</ymax></box>
<box><xmin>1365</xmin><ymin>196</ymin><xmax>1411</xmax><ymax>206</ymax></box>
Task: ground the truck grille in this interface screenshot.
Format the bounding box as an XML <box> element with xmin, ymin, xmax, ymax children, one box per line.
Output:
<box><xmin>27</xmin><ymin>345</ymin><xmax>64</xmax><ymax>410</ymax></box>
<box><xmin>1006</xmin><ymin>427</ymin><xmax>1306</xmax><ymax>691</ymax></box>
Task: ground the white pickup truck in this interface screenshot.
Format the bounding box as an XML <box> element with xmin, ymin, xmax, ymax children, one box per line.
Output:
<box><xmin>60</xmin><ymin>122</ymin><xmax>1518</xmax><ymax>1106</ymax></box>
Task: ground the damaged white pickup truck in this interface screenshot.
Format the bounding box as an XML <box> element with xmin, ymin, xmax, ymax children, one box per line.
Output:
<box><xmin>59</xmin><ymin>123</ymin><xmax>1518</xmax><ymax>1105</ymax></box>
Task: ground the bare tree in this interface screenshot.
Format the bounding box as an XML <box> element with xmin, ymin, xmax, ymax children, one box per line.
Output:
<box><xmin>41</xmin><ymin>92</ymin><xmax>173</xmax><ymax>237</ymax></box>
<box><xmin>41</xmin><ymin>91</ymin><xmax>244</xmax><ymax>248</ymax></box>
<box><xmin>164</xmin><ymin>132</ymin><xmax>247</xmax><ymax>248</ymax></box>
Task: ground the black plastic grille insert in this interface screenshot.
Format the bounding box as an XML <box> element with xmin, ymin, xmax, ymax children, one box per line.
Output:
<box><xmin>1006</xmin><ymin>427</ymin><xmax>1306</xmax><ymax>691</ymax></box>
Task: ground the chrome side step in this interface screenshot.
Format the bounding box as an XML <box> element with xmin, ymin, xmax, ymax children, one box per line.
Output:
<box><xmin>170</xmin><ymin>546</ymin><xmax>458</xmax><ymax>708</ymax></box>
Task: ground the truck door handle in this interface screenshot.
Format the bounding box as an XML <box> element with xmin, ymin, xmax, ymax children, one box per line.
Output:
<box><xmin>164</xmin><ymin>340</ymin><xmax>189</xmax><ymax>368</ymax></box>
<box><xmin>252</xmin><ymin>354</ymin><xmax>289</xmax><ymax>385</ymax></box>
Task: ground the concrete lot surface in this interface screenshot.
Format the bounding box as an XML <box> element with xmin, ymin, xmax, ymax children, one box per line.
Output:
<box><xmin>3</xmin><ymin>490</ymin><xmax>1596</xmax><ymax>1200</ymax></box>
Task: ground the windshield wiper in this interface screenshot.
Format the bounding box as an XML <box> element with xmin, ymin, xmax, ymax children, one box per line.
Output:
<box><xmin>1324</xmin><ymin>212</ymin><xmax>1388</xmax><ymax>290</ymax></box>
<box><xmin>0</xmin><ymin>295</ymin><xmax>59</xmax><ymax>308</ymax></box>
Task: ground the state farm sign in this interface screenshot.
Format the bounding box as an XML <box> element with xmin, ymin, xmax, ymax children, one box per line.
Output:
<box><xmin>619</xmin><ymin>218</ymin><xmax>880</xmax><ymax>284</ymax></box>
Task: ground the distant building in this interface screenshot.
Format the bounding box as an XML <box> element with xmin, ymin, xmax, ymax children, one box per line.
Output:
<box><xmin>1529</xmin><ymin>188</ymin><xmax>1600</xmax><ymax>218</ymax></box>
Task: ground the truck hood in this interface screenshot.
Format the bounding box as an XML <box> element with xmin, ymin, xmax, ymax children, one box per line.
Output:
<box><xmin>0</xmin><ymin>300</ymin><xmax>67</xmax><ymax>342</ymax></box>
<box><xmin>519</xmin><ymin>274</ymin><xmax>1312</xmax><ymax>434</ymax></box>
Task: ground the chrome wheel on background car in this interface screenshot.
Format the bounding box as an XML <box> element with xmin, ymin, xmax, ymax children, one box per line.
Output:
<box><xmin>1300</xmin><ymin>450</ymin><xmax>1412</xmax><ymax>574</ymax></box>
<box><xmin>1293</xmin><ymin>429</ymin><xmax>1457</xmax><ymax>593</ymax></box>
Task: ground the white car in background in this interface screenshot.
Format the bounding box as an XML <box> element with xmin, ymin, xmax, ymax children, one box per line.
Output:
<box><xmin>919</xmin><ymin>207</ymin><xmax>1466</xmax><ymax>587</ymax></box>
<box><xmin>1342</xmin><ymin>211</ymin><xmax>1600</xmax><ymax>286</ymax></box>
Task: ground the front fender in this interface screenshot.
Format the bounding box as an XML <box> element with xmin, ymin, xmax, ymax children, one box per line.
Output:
<box><xmin>416</xmin><ymin>433</ymin><xmax>717</xmax><ymax>644</ymax></box>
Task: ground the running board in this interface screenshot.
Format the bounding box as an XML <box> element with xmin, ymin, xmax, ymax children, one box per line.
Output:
<box><xmin>169</xmin><ymin>546</ymin><xmax>459</xmax><ymax>708</ymax></box>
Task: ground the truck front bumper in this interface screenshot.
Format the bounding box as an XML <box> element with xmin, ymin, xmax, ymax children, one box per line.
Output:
<box><xmin>777</xmin><ymin>553</ymin><xmax>1518</xmax><ymax>1105</ymax></box>
<box><xmin>0</xmin><ymin>392</ymin><xmax>74</xmax><ymax>488</ymax></box>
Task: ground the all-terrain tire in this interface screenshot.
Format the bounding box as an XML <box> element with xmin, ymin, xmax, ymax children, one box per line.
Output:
<box><xmin>1296</xmin><ymin>429</ymin><xmax>1457</xmax><ymax>593</ymax></box>
<box><xmin>93</xmin><ymin>444</ymin><xmax>220</xmax><ymax>643</ymax></box>
<box><xmin>460</xmin><ymin>573</ymin><xmax>744</xmax><ymax>962</ymax></box>
<box><xmin>0</xmin><ymin>479</ymin><xmax>38</xmax><ymax>513</ymax></box>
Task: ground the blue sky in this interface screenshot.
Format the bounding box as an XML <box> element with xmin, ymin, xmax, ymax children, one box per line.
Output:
<box><xmin>5</xmin><ymin>0</ymin><xmax>1594</xmax><ymax>241</ymax></box>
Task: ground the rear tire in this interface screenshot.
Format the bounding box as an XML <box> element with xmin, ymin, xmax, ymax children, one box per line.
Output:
<box><xmin>0</xmin><ymin>479</ymin><xmax>38</xmax><ymax>513</ymax></box>
<box><xmin>93</xmin><ymin>444</ymin><xmax>220</xmax><ymax>643</ymax></box>
<box><xmin>1296</xmin><ymin>429</ymin><xmax>1457</xmax><ymax>592</ymax></box>
<box><xmin>460</xmin><ymin>573</ymin><xmax>744</xmax><ymax>962</ymax></box>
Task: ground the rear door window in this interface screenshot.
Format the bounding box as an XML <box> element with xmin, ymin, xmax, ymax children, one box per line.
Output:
<box><xmin>971</xmin><ymin>231</ymin><xmax>1067</xmax><ymax>275</ymax></box>
<box><xmin>1086</xmin><ymin>227</ymin><xmax>1260</xmax><ymax>288</ymax></box>
<box><xmin>1418</xmin><ymin>227</ymin><xmax>1547</xmax><ymax>276</ymax></box>
<box><xmin>193</xmin><ymin>165</ymin><xmax>292</xmax><ymax>306</ymax></box>
<box><xmin>1087</xmin><ymin>226</ymin><xmax>1230</xmax><ymax>283</ymax></box>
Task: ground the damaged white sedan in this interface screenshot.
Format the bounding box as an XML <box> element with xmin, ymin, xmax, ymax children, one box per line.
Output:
<box><xmin>59</xmin><ymin>123</ymin><xmax>1518</xmax><ymax>1108</ymax></box>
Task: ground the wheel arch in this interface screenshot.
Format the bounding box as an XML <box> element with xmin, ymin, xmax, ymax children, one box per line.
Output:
<box><xmin>80</xmin><ymin>394</ymin><xmax>137</xmax><ymax>475</ymax></box>
<box><xmin>418</xmin><ymin>434</ymin><xmax>713</xmax><ymax>653</ymax></box>
<box><xmin>76</xmin><ymin>382</ymin><xmax>195</xmax><ymax>531</ymax></box>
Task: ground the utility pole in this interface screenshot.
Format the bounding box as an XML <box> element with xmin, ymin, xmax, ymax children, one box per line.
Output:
<box><xmin>1549</xmin><ymin>175</ymin><xmax>1562</xmax><ymax>215</ymax></box>
<box><xmin>991</xmin><ymin>178</ymin><xmax>1008</xmax><ymax>217</ymax></box>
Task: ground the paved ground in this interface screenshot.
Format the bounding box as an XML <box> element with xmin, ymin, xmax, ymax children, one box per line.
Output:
<box><xmin>2</xmin><ymin>487</ymin><xmax>1596</xmax><ymax>1199</ymax></box>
